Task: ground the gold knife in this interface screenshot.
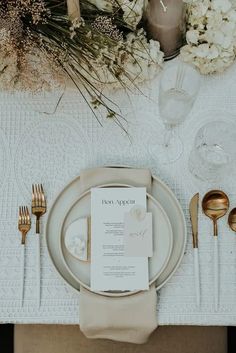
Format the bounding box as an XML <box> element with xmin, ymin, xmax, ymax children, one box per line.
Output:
<box><xmin>189</xmin><ymin>193</ymin><xmax>200</xmax><ymax>307</ymax></box>
<box><xmin>190</xmin><ymin>193</ymin><xmax>199</xmax><ymax>249</ymax></box>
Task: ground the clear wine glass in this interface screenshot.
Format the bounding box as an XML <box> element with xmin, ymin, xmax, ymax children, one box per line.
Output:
<box><xmin>149</xmin><ymin>62</ymin><xmax>200</xmax><ymax>164</ymax></box>
<box><xmin>189</xmin><ymin>121</ymin><xmax>236</xmax><ymax>182</ymax></box>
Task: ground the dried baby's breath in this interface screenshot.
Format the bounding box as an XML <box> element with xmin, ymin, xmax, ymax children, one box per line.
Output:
<box><xmin>92</xmin><ymin>16</ymin><xmax>123</xmax><ymax>41</ymax></box>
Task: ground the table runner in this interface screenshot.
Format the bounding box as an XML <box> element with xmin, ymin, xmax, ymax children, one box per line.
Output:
<box><xmin>0</xmin><ymin>59</ymin><xmax>236</xmax><ymax>325</ymax></box>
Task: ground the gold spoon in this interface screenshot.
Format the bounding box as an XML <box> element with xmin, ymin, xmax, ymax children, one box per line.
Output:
<box><xmin>228</xmin><ymin>208</ymin><xmax>236</xmax><ymax>232</ymax></box>
<box><xmin>202</xmin><ymin>190</ymin><xmax>229</xmax><ymax>310</ymax></box>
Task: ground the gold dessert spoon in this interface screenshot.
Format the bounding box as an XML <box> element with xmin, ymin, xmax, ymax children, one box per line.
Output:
<box><xmin>228</xmin><ymin>208</ymin><xmax>236</xmax><ymax>232</ymax></box>
<box><xmin>202</xmin><ymin>190</ymin><xmax>229</xmax><ymax>311</ymax></box>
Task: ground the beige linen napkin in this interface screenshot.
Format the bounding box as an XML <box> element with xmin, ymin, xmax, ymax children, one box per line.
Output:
<box><xmin>80</xmin><ymin>167</ymin><xmax>152</xmax><ymax>194</ymax></box>
<box><xmin>79</xmin><ymin>167</ymin><xmax>158</xmax><ymax>344</ymax></box>
<box><xmin>79</xmin><ymin>285</ymin><xmax>157</xmax><ymax>344</ymax></box>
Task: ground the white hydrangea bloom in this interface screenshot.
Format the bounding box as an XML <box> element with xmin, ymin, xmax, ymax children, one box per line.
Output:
<box><xmin>191</xmin><ymin>1</ymin><xmax>209</xmax><ymax>17</ymax></box>
<box><xmin>117</xmin><ymin>0</ymin><xmax>146</xmax><ymax>29</ymax></box>
<box><xmin>186</xmin><ymin>29</ymin><xmax>200</xmax><ymax>44</ymax></box>
<box><xmin>121</xmin><ymin>29</ymin><xmax>164</xmax><ymax>83</ymax></box>
<box><xmin>182</xmin><ymin>0</ymin><xmax>236</xmax><ymax>74</ymax></box>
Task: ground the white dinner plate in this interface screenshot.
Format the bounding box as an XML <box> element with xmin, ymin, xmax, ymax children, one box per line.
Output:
<box><xmin>45</xmin><ymin>167</ymin><xmax>187</xmax><ymax>294</ymax></box>
<box><xmin>59</xmin><ymin>183</ymin><xmax>173</xmax><ymax>296</ymax></box>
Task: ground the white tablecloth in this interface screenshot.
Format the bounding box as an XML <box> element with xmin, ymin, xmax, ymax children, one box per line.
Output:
<box><xmin>1</xmin><ymin>59</ymin><xmax>236</xmax><ymax>326</ymax></box>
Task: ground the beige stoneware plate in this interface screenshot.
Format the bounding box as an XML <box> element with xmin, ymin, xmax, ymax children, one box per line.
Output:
<box><xmin>59</xmin><ymin>183</ymin><xmax>173</xmax><ymax>297</ymax></box>
<box><xmin>45</xmin><ymin>167</ymin><xmax>187</xmax><ymax>293</ymax></box>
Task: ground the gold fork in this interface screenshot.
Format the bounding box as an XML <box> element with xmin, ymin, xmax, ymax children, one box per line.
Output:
<box><xmin>32</xmin><ymin>184</ymin><xmax>47</xmax><ymax>234</ymax></box>
<box><xmin>31</xmin><ymin>184</ymin><xmax>46</xmax><ymax>307</ymax></box>
<box><xmin>18</xmin><ymin>206</ymin><xmax>31</xmax><ymax>244</ymax></box>
<box><xmin>18</xmin><ymin>206</ymin><xmax>31</xmax><ymax>306</ymax></box>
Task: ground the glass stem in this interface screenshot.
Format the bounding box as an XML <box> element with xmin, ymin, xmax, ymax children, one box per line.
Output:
<box><xmin>164</xmin><ymin>125</ymin><xmax>175</xmax><ymax>147</ymax></box>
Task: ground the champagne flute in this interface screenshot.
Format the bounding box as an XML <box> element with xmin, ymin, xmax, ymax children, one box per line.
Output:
<box><xmin>149</xmin><ymin>62</ymin><xmax>200</xmax><ymax>164</ymax></box>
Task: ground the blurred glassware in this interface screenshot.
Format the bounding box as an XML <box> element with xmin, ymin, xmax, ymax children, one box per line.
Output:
<box><xmin>149</xmin><ymin>61</ymin><xmax>200</xmax><ymax>164</ymax></box>
<box><xmin>189</xmin><ymin>121</ymin><xmax>236</xmax><ymax>182</ymax></box>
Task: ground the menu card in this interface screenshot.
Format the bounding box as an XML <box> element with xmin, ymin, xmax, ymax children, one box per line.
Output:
<box><xmin>91</xmin><ymin>187</ymin><xmax>149</xmax><ymax>291</ymax></box>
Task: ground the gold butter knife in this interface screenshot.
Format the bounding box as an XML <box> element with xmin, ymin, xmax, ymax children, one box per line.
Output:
<box><xmin>189</xmin><ymin>193</ymin><xmax>200</xmax><ymax>307</ymax></box>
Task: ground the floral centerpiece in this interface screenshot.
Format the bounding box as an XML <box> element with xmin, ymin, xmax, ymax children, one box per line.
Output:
<box><xmin>1</xmin><ymin>0</ymin><xmax>236</xmax><ymax>125</ymax></box>
<box><xmin>0</xmin><ymin>0</ymin><xmax>164</xmax><ymax>126</ymax></box>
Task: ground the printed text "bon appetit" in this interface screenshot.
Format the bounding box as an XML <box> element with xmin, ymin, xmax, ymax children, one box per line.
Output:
<box><xmin>102</xmin><ymin>199</ymin><xmax>136</xmax><ymax>206</ymax></box>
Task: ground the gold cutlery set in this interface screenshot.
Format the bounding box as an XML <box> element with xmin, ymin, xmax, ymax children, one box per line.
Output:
<box><xmin>17</xmin><ymin>181</ymin><xmax>236</xmax><ymax>309</ymax></box>
<box><xmin>189</xmin><ymin>189</ymin><xmax>234</xmax><ymax>310</ymax></box>
<box><xmin>18</xmin><ymin>184</ymin><xmax>47</xmax><ymax>307</ymax></box>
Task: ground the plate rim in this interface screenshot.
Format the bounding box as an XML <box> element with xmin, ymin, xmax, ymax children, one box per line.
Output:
<box><xmin>59</xmin><ymin>183</ymin><xmax>173</xmax><ymax>297</ymax></box>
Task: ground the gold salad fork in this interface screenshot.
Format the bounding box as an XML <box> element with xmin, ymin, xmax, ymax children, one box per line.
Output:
<box><xmin>18</xmin><ymin>206</ymin><xmax>31</xmax><ymax>244</ymax></box>
<box><xmin>32</xmin><ymin>184</ymin><xmax>46</xmax><ymax>307</ymax></box>
<box><xmin>32</xmin><ymin>184</ymin><xmax>47</xmax><ymax>234</ymax></box>
<box><xmin>18</xmin><ymin>206</ymin><xmax>31</xmax><ymax>306</ymax></box>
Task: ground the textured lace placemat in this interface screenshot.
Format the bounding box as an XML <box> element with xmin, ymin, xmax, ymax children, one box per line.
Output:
<box><xmin>0</xmin><ymin>61</ymin><xmax>236</xmax><ymax>325</ymax></box>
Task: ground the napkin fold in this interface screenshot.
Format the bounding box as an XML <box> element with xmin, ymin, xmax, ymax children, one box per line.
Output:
<box><xmin>79</xmin><ymin>285</ymin><xmax>157</xmax><ymax>344</ymax></box>
<box><xmin>79</xmin><ymin>167</ymin><xmax>157</xmax><ymax>344</ymax></box>
<box><xmin>80</xmin><ymin>167</ymin><xmax>152</xmax><ymax>194</ymax></box>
